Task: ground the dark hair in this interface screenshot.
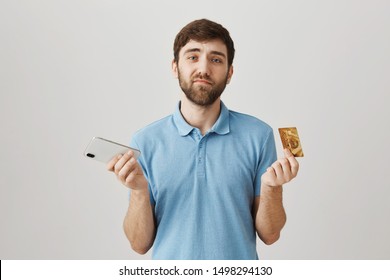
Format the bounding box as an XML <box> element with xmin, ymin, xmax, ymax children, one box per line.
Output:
<box><xmin>173</xmin><ymin>19</ymin><xmax>235</xmax><ymax>67</ymax></box>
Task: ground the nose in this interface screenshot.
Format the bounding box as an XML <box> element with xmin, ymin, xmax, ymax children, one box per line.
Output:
<box><xmin>197</xmin><ymin>57</ymin><xmax>210</xmax><ymax>77</ymax></box>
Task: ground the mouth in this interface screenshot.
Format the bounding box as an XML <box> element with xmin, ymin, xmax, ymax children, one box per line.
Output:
<box><xmin>193</xmin><ymin>79</ymin><xmax>213</xmax><ymax>85</ymax></box>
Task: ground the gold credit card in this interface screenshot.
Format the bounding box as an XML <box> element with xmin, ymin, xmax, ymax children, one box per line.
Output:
<box><xmin>278</xmin><ymin>127</ymin><xmax>304</xmax><ymax>157</ymax></box>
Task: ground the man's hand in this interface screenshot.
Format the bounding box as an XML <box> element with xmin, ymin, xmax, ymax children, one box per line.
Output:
<box><xmin>261</xmin><ymin>148</ymin><xmax>299</xmax><ymax>188</ymax></box>
<box><xmin>107</xmin><ymin>150</ymin><xmax>148</xmax><ymax>191</ymax></box>
<box><xmin>108</xmin><ymin>150</ymin><xmax>155</xmax><ymax>254</ymax></box>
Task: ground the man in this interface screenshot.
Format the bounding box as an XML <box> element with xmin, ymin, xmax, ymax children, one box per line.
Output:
<box><xmin>107</xmin><ymin>19</ymin><xmax>299</xmax><ymax>260</ymax></box>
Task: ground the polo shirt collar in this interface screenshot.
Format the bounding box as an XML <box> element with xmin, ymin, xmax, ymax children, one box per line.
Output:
<box><xmin>173</xmin><ymin>101</ymin><xmax>230</xmax><ymax>136</ymax></box>
<box><xmin>209</xmin><ymin>101</ymin><xmax>230</xmax><ymax>135</ymax></box>
<box><xmin>173</xmin><ymin>102</ymin><xmax>194</xmax><ymax>136</ymax></box>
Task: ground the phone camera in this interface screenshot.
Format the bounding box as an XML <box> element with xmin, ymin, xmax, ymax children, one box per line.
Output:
<box><xmin>86</xmin><ymin>153</ymin><xmax>95</xmax><ymax>158</ymax></box>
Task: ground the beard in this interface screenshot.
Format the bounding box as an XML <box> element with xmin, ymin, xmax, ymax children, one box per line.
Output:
<box><xmin>178</xmin><ymin>69</ymin><xmax>229</xmax><ymax>107</ymax></box>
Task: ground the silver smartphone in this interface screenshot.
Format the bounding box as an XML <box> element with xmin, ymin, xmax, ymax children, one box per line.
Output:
<box><xmin>84</xmin><ymin>137</ymin><xmax>140</xmax><ymax>163</ymax></box>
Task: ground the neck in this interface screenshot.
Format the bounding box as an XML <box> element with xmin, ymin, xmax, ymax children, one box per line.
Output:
<box><xmin>180</xmin><ymin>95</ymin><xmax>221</xmax><ymax>135</ymax></box>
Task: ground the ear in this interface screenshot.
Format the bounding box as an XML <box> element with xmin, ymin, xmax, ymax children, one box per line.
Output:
<box><xmin>226</xmin><ymin>65</ymin><xmax>234</xmax><ymax>84</ymax></box>
<box><xmin>172</xmin><ymin>59</ymin><xmax>178</xmax><ymax>78</ymax></box>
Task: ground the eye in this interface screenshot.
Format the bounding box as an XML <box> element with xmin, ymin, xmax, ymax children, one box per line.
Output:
<box><xmin>212</xmin><ymin>58</ymin><xmax>223</xmax><ymax>63</ymax></box>
<box><xmin>188</xmin><ymin>56</ymin><xmax>197</xmax><ymax>61</ymax></box>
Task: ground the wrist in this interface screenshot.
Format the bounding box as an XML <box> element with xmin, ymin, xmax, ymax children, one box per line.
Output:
<box><xmin>131</xmin><ymin>185</ymin><xmax>149</xmax><ymax>197</ymax></box>
<box><xmin>261</xmin><ymin>183</ymin><xmax>283</xmax><ymax>195</ymax></box>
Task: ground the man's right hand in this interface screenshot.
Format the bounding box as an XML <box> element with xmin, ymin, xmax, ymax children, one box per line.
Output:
<box><xmin>107</xmin><ymin>150</ymin><xmax>148</xmax><ymax>191</ymax></box>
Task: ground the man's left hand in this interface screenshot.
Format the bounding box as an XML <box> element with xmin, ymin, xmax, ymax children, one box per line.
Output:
<box><xmin>261</xmin><ymin>148</ymin><xmax>299</xmax><ymax>188</ymax></box>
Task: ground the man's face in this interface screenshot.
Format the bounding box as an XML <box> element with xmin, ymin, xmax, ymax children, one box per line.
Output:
<box><xmin>172</xmin><ymin>39</ymin><xmax>233</xmax><ymax>106</ymax></box>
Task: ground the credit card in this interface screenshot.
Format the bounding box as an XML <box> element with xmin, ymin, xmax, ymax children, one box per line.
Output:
<box><xmin>278</xmin><ymin>127</ymin><xmax>304</xmax><ymax>157</ymax></box>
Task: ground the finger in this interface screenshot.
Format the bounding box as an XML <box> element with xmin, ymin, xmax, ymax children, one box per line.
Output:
<box><xmin>273</xmin><ymin>160</ymin><xmax>291</xmax><ymax>184</ymax></box>
<box><xmin>288</xmin><ymin>157</ymin><xmax>299</xmax><ymax>177</ymax></box>
<box><xmin>284</xmin><ymin>149</ymin><xmax>299</xmax><ymax>177</ymax></box>
<box><xmin>125</xmin><ymin>164</ymin><xmax>139</xmax><ymax>184</ymax></box>
<box><xmin>268</xmin><ymin>166</ymin><xmax>278</xmax><ymax>181</ymax></box>
<box><xmin>107</xmin><ymin>154</ymin><xmax>122</xmax><ymax>172</ymax></box>
<box><xmin>283</xmin><ymin>148</ymin><xmax>293</xmax><ymax>158</ymax></box>
<box><xmin>262</xmin><ymin>166</ymin><xmax>277</xmax><ymax>185</ymax></box>
<box><xmin>114</xmin><ymin>150</ymin><xmax>133</xmax><ymax>174</ymax></box>
<box><xmin>279</xmin><ymin>158</ymin><xmax>291</xmax><ymax>175</ymax></box>
<box><xmin>118</xmin><ymin>157</ymin><xmax>137</xmax><ymax>182</ymax></box>
<box><xmin>271</xmin><ymin>161</ymin><xmax>284</xmax><ymax>179</ymax></box>
<box><xmin>266</xmin><ymin>166</ymin><xmax>276</xmax><ymax>177</ymax></box>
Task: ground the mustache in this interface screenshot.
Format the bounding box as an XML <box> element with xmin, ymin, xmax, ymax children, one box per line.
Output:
<box><xmin>192</xmin><ymin>73</ymin><xmax>213</xmax><ymax>84</ymax></box>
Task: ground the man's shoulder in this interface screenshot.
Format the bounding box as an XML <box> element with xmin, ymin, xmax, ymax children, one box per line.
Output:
<box><xmin>228</xmin><ymin>109</ymin><xmax>273</xmax><ymax>133</ymax></box>
<box><xmin>133</xmin><ymin>114</ymin><xmax>174</xmax><ymax>139</ymax></box>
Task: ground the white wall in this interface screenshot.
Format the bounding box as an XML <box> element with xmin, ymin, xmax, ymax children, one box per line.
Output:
<box><xmin>1</xmin><ymin>0</ymin><xmax>389</xmax><ymax>259</ymax></box>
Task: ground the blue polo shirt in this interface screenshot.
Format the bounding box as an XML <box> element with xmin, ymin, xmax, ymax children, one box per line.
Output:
<box><xmin>130</xmin><ymin>101</ymin><xmax>277</xmax><ymax>259</ymax></box>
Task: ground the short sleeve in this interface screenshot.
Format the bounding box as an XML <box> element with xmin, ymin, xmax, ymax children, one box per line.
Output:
<box><xmin>254</xmin><ymin>128</ymin><xmax>277</xmax><ymax>196</ymax></box>
<box><xmin>129</xmin><ymin>136</ymin><xmax>156</xmax><ymax>205</ymax></box>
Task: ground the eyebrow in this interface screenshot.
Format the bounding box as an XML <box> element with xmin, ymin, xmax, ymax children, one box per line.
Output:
<box><xmin>183</xmin><ymin>48</ymin><xmax>226</xmax><ymax>58</ymax></box>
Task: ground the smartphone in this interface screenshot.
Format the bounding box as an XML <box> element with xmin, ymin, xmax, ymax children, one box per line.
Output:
<box><xmin>84</xmin><ymin>137</ymin><xmax>140</xmax><ymax>163</ymax></box>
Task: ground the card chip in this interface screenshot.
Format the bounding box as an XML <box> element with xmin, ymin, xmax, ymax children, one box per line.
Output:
<box><xmin>278</xmin><ymin>127</ymin><xmax>304</xmax><ymax>157</ymax></box>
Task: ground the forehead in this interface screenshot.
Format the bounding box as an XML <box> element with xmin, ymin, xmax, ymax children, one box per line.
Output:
<box><xmin>180</xmin><ymin>39</ymin><xmax>228</xmax><ymax>56</ymax></box>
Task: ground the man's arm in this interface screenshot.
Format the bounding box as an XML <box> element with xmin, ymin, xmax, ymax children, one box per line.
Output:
<box><xmin>123</xmin><ymin>188</ymin><xmax>155</xmax><ymax>254</ymax></box>
<box><xmin>253</xmin><ymin>186</ymin><xmax>286</xmax><ymax>245</ymax></box>
<box><xmin>107</xmin><ymin>150</ymin><xmax>156</xmax><ymax>254</ymax></box>
<box><xmin>253</xmin><ymin>148</ymin><xmax>299</xmax><ymax>245</ymax></box>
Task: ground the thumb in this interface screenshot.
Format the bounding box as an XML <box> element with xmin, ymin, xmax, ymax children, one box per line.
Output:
<box><xmin>284</xmin><ymin>148</ymin><xmax>293</xmax><ymax>158</ymax></box>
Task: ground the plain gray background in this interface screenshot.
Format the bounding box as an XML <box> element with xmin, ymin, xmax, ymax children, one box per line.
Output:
<box><xmin>1</xmin><ymin>0</ymin><xmax>389</xmax><ymax>259</ymax></box>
